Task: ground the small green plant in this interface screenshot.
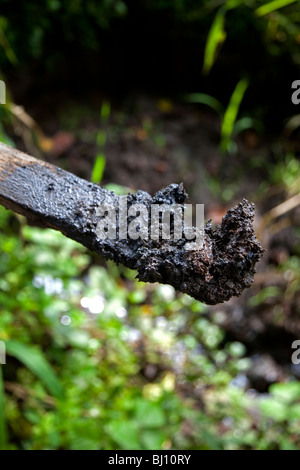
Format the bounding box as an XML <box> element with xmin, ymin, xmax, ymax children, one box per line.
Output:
<box><xmin>255</xmin><ymin>0</ymin><xmax>298</xmax><ymax>17</ymax></box>
<box><xmin>91</xmin><ymin>101</ymin><xmax>111</xmax><ymax>184</ymax></box>
<box><xmin>271</xmin><ymin>153</ymin><xmax>300</xmax><ymax>193</ymax></box>
<box><xmin>202</xmin><ymin>0</ymin><xmax>299</xmax><ymax>75</ymax></box>
<box><xmin>0</xmin><ymin>16</ymin><xmax>18</xmax><ymax>65</ymax></box>
<box><xmin>186</xmin><ymin>77</ymin><xmax>249</xmax><ymax>153</ymax></box>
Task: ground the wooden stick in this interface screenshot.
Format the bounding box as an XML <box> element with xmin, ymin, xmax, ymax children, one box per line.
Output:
<box><xmin>0</xmin><ymin>142</ymin><xmax>263</xmax><ymax>305</ymax></box>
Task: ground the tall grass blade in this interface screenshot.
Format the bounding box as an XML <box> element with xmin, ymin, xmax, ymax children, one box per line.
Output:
<box><xmin>6</xmin><ymin>341</ymin><xmax>64</xmax><ymax>400</ymax></box>
<box><xmin>91</xmin><ymin>152</ymin><xmax>106</xmax><ymax>183</ymax></box>
<box><xmin>220</xmin><ymin>77</ymin><xmax>249</xmax><ymax>152</ymax></box>
<box><xmin>185</xmin><ymin>93</ymin><xmax>224</xmax><ymax>116</ymax></box>
<box><xmin>255</xmin><ymin>0</ymin><xmax>297</xmax><ymax>17</ymax></box>
<box><xmin>202</xmin><ymin>7</ymin><xmax>227</xmax><ymax>75</ymax></box>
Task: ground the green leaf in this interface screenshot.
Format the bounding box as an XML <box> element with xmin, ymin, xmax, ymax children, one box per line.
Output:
<box><xmin>220</xmin><ymin>77</ymin><xmax>249</xmax><ymax>152</ymax></box>
<box><xmin>260</xmin><ymin>398</ymin><xmax>287</xmax><ymax>422</ymax></box>
<box><xmin>106</xmin><ymin>420</ymin><xmax>141</xmax><ymax>449</ymax></box>
<box><xmin>101</xmin><ymin>101</ymin><xmax>111</xmax><ymax>122</ymax></box>
<box><xmin>5</xmin><ymin>340</ymin><xmax>64</xmax><ymax>400</ymax></box>
<box><xmin>200</xmin><ymin>430</ymin><xmax>223</xmax><ymax>450</ymax></box>
<box><xmin>184</xmin><ymin>93</ymin><xmax>224</xmax><ymax>117</ymax></box>
<box><xmin>104</xmin><ymin>183</ymin><xmax>130</xmax><ymax>195</ymax></box>
<box><xmin>233</xmin><ymin>117</ymin><xmax>263</xmax><ymax>136</ymax></box>
<box><xmin>0</xmin><ymin>122</ymin><xmax>14</xmax><ymax>147</ymax></box>
<box><xmin>255</xmin><ymin>0</ymin><xmax>298</xmax><ymax>17</ymax></box>
<box><xmin>248</xmin><ymin>286</ymin><xmax>281</xmax><ymax>307</ymax></box>
<box><xmin>202</xmin><ymin>7</ymin><xmax>227</xmax><ymax>75</ymax></box>
<box><xmin>140</xmin><ymin>429</ymin><xmax>165</xmax><ymax>450</ymax></box>
<box><xmin>270</xmin><ymin>381</ymin><xmax>300</xmax><ymax>403</ymax></box>
<box><xmin>279</xmin><ymin>438</ymin><xmax>298</xmax><ymax>450</ymax></box>
<box><xmin>288</xmin><ymin>404</ymin><xmax>300</xmax><ymax>420</ymax></box>
<box><xmin>0</xmin><ymin>17</ymin><xmax>18</xmax><ymax>65</ymax></box>
<box><xmin>91</xmin><ymin>153</ymin><xmax>106</xmax><ymax>183</ymax></box>
<box><xmin>96</xmin><ymin>130</ymin><xmax>107</xmax><ymax>148</ymax></box>
<box><xmin>227</xmin><ymin>341</ymin><xmax>246</xmax><ymax>357</ymax></box>
<box><xmin>128</xmin><ymin>289</ymin><xmax>147</xmax><ymax>304</ymax></box>
<box><xmin>135</xmin><ymin>399</ymin><xmax>166</xmax><ymax>428</ymax></box>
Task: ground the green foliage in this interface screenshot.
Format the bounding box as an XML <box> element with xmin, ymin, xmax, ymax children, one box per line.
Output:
<box><xmin>270</xmin><ymin>153</ymin><xmax>300</xmax><ymax>193</ymax></box>
<box><xmin>0</xmin><ymin>121</ymin><xmax>13</xmax><ymax>146</ymax></box>
<box><xmin>106</xmin><ymin>399</ymin><xmax>167</xmax><ymax>450</ymax></box>
<box><xmin>0</xmin><ymin>1</ymin><xmax>129</xmax><ymax>65</ymax></box>
<box><xmin>0</xmin><ymin>16</ymin><xmax>18</xmax><ymax>65</ymax></box>
<box><xmin>220</xmin><ymin>78</ymin><xmax>249</xmax><ymax>153</ymax></box>
<box><xmin>5</xmin><ymin>341</ymin><xmax>64</xmax><ymax>400</ymax></box>
<box><xmin>186</xmin><ymin>78</ymin><xmax>249</xmax><ymax>153</ymax></box>
<box><xmin>0</xmin><ymin>104</ymin><xmax>14</xmax><ymax>147</ymax></box>
<box><xmin>0</xmin><ymin>0</ymin><xmax>299</xmax><ymax>78</ymax></box>
<box><xmin>0</xmin><ymin>0</ymin><xmax>299</xmax><ymax>450</ymax></box>
<box><xmin>202</xmin><ymin>6</ymin><xmax>227</xmax><ymax>75</ymax></box>
<box><xmin>91</xmin><ymin>102</ymin><xmax>110</xmax><ymax>184</ymax></box>
<box><xmin>202</xmin><ymin>0</ymin><xmax>250</xmax><ymax>75</ymax></box>
<box><xmin>202</xmin><ymin>0</ymin><xmax>300</xmax><ymax>75</ymax></box>
<box><xmin>255</xmin><ymin>0</ymin><xmax>298</xmax><ymax>17</ymax></box>
<box><xmin>248</xmin><ymin>286</ymin><xmax>282</xmax><ymax>306</ymax></box>
<box><xmin>0</xmin><ymin>206</ymin><xmax>299</xmax><ymax>449</ymax></box>
<box><xmin>91</xmin><ymin>153</ymin><xmax>106</xmax><ymax>184</ymax></box>
<box><xmin>258</xmin><ymin>382</ymin><xmax>300</xmax><ymax>449</ymax></box>
<box><xmin>185</xmin><ymin>93</ymin><xmax>224</xmax><ymax>116</ymax></box>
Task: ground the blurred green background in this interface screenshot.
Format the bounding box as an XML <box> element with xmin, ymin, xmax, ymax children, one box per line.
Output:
<box><xmin>0</xmin><ymin>0</ymin><xmax>300</xmax><ymax>450</ymax></box>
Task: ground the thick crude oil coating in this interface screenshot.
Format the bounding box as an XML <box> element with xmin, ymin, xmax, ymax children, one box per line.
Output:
<box><xmin>0</xmin><ymin>143</ymin><xmax>264</xmax><ymax>305</ymax></box>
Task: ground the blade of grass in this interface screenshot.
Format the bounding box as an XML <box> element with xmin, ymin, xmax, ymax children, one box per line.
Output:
<box><xmin>0</xmin><ymin>17</ymin><xmax>18</xmax><ymax>65</ymax></box>
<box><xmin>0</xmin><ymin>366</ymin><xmax>6</xmax><ymax>450</ymax></box>
<box><xmin>220</xmin><ymin>77</ymin><xmax>249</xmax><ymax>152</ymax></box>
<box><xmin>91</xmin><ymin>152</ymin><xmax>106</xmax><ymax>184</ymax></box>
<box><xmin>101</xmin><ymin>101</ymin><xmax>111</xmax><ymax>122</ymax></box>
<box><xmin>184</xmin><ymin>93</ymin><xmax>224</xmax><ymax>117</ymax></box>
<box><xmin>202</xmin><ymin>7</ymin><xmax>227</xmax><ymax>75</ymax></box>
<box><xmin>5</xmin><ymin>340</ymin><xmax>64</xmax><ymax>400</ymax></box>
<box><xmin>0</xmin><ymin>122</ymin><xmax>14</xmax><ymax>147</ymax></box>
<box><xmin>233</xmin><ymin>116</ymin><xmax>263</xmax><ymax>135</ymax></box>
<box><xmin>202</xmin><ymin>0</ymin><xmax>245</xmax><ymax>75</ymax></box>
<box><xmin>255</xmin><ymin>0</ymin><xmax>298</xmax><ymax>17</ymax></box>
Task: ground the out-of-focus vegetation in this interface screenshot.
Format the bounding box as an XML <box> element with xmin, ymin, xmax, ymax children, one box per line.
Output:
<box><xmin>0</xmin><ymin>0</ymin><xmax>299</xmax><ymax>66</ymax></box>
<box><xmin>0</xmin><ymin>207</ymin><xmax>300</xmax><ymax>450</ymax></box>
<box><xmin>0</xmin><ymin>0</ymin><xmax>300</xmax><ymax>451</ymax></box>
<box><xmin>0</xmin><ymin>0</ymin><xmax>300</xmax><ymax>123</ymax></box>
